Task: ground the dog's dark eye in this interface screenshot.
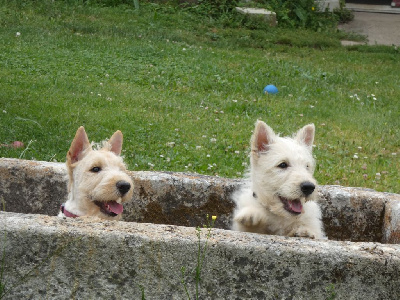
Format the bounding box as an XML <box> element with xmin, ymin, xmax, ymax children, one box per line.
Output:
<box><xmin>90</xmin><ymin>167</ymin><xmax>101</xmax><ymax>173</ymax></box>
<box><xmin>278</xmin><ymin>162</ymin><xmax>288</xmax><ymax>169</ymax></box>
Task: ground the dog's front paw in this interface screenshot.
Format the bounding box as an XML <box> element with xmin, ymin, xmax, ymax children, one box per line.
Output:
<box><xmin>234</xmin><ymin>213</ymin><xmax>257</xmax><ymax>227</ymax></box>
<box><xmin>291</xmin><ymin>227</ymin><xmax>316</xmax><ymax>239</ymax></box>
<box><xmin>234</xmin><ymin>207</ymin><xmax>265</xmax><ymax>227</ymax></box>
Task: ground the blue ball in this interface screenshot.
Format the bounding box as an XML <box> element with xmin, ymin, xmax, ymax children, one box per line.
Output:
<box><xmin>263</xmin><ymin>84</ymin><xmax>278</xmax><ymax>94</ymax></box>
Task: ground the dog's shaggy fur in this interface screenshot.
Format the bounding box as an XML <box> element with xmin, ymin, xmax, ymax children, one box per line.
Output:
<box><xmin>232</xmin><ymin>121</ymin><xmax>324</xmax><ymax>239</ymax></box>
<box><xmin>59</xmin><ymin>126</ymin><xmax>133</xmax><ymax>220</ymax></box>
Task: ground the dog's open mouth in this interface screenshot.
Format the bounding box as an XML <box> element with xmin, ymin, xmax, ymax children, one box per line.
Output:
<box><xmin>94</xmin><ymin>200</ymin><xmax>123</xmax><ymax>217</ymax></box>
<box><xmin>279</xmin><ymin>197</ymin><xmax>302</xmax><ymax>215</ymax></box>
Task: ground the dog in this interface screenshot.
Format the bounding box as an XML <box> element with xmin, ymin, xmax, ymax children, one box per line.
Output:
<box><xmin>232</xmin><ymin>120</ymin><xmax>324</xmax><ymax>239</ymax></box>
<box><xmin>59</xmin><ymin>126</ymin><xmax>133</xmax><ymax>220</ymax></box>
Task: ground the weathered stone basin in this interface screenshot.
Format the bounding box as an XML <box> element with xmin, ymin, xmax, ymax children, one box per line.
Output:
<box><xmin>1</xmin><ymin>157</ymin><xmax>400</xmax><ymax>299</ymax></box>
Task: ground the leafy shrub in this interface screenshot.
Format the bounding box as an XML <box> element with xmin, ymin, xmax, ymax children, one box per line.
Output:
<box><xmin>333</xmin><ymin>0</ymin><xmax>354</xmax><ymax>23</ymax></box>
<box><xmin>67</xmin><ymin>0</ymin><xmax>134</xmax><ymax>6</ymax></box>
<box><xmin>187</xmin><ymin>0</ymin><xmax>239</xmax><ymax>18</ymax></box>
<box><xmin>249</xmin><ymin>0</ymin><xmax>338</xmax><ymax>31</ymax></box>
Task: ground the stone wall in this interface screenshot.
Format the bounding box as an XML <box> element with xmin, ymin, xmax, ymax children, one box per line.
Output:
<box><xmin>1</xmin><ymin>158</ymin><xmax>399</xmax><ymax>243</ymax></box>
<box><xmin>1</xmin><ymin>158</ymin><xmax>400</xmax><ymax>298</ymax></box>
<box><xmin>1</xmin><ymin>212</ymin><xmax>400</xmax><ymax>299</ymax></box>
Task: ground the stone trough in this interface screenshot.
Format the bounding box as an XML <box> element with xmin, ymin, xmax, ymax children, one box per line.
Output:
<box><xmin>0</xmin><ymin>157</ymin><xmax>400</xmax><ymax>299</ymax></box>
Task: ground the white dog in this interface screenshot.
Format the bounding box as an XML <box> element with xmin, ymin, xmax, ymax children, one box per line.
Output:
<box><xmin>59</xmin><ymin>126</ymin><xmax>133</xmax><ymax>220</ymax></box>
<box><xmin>232</xmin><ymin>121</ymin><xmax>324</xmax><ymax>239</ymax></box>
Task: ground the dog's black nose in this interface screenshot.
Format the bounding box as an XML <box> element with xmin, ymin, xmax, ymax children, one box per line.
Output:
<box><xmin>116</xmin><ymin>181</ymin><xmax>131</xmax><ymax>195</ymax></box>
<box><xmin>301</xmin><ymin>182</ymin><xmax>315</xmax><ymax>196</ymax></box>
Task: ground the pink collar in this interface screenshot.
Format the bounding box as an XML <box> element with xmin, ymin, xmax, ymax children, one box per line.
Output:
<box><xmin>60</xmin><ymin>204</ymin><xmax>79</xmax><ymax>218</ymax></box>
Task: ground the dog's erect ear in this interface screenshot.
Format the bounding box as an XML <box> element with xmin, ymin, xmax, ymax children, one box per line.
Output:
<box><xmin>108</xmin><ymin>130</ymin><xmax>123</xmax><ymax>156</ymax></box>
<box><xmin>295</xmin><ymin>124</ymin><xmax>315</xmax><ymax>150</ymax></box>
<box><xmin>67</xmin><ymin>126</ymin><xmax>91</xmax><ymax>164</ymax></box>
<box><xmin>251</xmin><ymin>120</ymin><xmax>275</xmax><ymax>153</ymax></box>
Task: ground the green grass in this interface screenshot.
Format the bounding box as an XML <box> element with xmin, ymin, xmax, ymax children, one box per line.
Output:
<box><xmin>0</xmin><ymin>1</ymin><xmax>399</xmax><ymax>193</ymax></box>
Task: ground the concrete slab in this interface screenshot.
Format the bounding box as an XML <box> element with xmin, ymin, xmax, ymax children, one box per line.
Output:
<box><xmin>1</xmin><ymin>158</ymin><xmax>400</xmax><ymax>243</ymax></box>
<box><xmin>1</xmin><ymin>212</ymin><xmax>400</xmax><ymax>299</ymax></box>
<box><xmin>316</xmin><ymin>0</ymin><xmax>340</xmax><ymax>11</ymax></box>
<box><xmin>1</xmin><ymin>158</ymin><xmax>400</xmax><ymax>298</ymax></box>
<box><xmin>338</xmin><ymin>11</ymin><xmax>400</xmax><ymax>45</ymax></box>
<box><xmin>235</xmin><ymin>7</ymin><xmax>277</xmax><ymax>26</ymax></box>
<box><xmin>340</xmin><ymin>40</ymin><xmax>366</xmax><ymax>46</ymax></box>
<box><xmin>346</xmin><ymin>3</ymin><xmax>400</xmax><ymax>13</ymax></box>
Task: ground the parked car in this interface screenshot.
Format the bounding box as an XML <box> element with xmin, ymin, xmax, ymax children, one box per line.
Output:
<box><xmin>392</xmin><ymin>0</ymin><xmax>400</xmax><ymax>7</ymax></box>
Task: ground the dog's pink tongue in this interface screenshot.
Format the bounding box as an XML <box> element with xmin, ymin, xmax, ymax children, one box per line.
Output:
<box><xmin>289</xmin><ymin>200</ymin><xmax>302</xmax><ymax>213</ymax></box>
<box><xmin>106</xmin><ymin>201</ymin><xmax>123</xmax><ymax>214</ymax></box>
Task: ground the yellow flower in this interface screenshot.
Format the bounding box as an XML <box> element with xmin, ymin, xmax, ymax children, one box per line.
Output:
<box><xmin>212</xmin><ymin>215</ymin><xmax>217</xmax><ymax>221</ymax></box>
<box><xmin>312</xmin><ymin>7</ymin><xmax>315</xmax><ymax>11</ymax></box>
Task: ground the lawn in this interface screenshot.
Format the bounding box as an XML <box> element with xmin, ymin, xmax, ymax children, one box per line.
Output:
<box><xmin>0</xmin><ymin>0</ymin><xmax>399</xmax><ymax>193</ymax></box>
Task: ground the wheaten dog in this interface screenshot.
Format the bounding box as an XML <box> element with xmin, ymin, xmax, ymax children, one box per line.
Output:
<box><xmin>59</xmin><ymin>126</ymin><xmax>133</xmax><ymax>220</ymax></box>
<box><xmin>232</xmin><ymin>121</ymin><xmax>324</xmax><ymax>239</ymax></box>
